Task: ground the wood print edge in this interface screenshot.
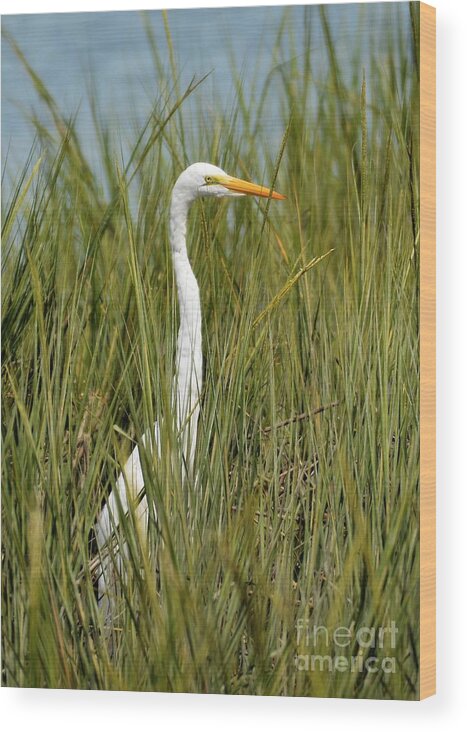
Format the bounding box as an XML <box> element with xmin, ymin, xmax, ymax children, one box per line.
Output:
<box><xmin>419</xmin><ymin>0</ymin><xmax>436</xmax><ymax>701</ymax></box>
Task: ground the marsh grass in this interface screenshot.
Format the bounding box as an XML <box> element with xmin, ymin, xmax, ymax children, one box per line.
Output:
<box><xmin>2</xmin><ymin>4</ymin><xmax>420</xmax><ymax>698</ymax></box>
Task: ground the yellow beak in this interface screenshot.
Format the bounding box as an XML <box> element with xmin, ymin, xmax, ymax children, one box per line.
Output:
<box><xmin>218</xmin><ymin>174</ymin><xmax>286</xmax><ymax>200</ymax></box>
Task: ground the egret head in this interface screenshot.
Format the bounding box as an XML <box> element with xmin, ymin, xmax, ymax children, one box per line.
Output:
<box><xmin>173</xmin><ymin>162</ymin><xmax>286</xmax><ymax>204</ymax></box>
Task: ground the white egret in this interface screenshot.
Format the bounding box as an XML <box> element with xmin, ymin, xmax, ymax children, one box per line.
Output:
<box><xmin>94</xmin><ymin>162</ymin><xmax>285</xmax><ymax>620</ymax></box>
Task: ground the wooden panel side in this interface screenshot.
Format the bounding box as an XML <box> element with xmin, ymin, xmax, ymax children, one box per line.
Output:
<box><xmin>419</xmin><ymin>1</ymin><xmax>436</xmax><ymax>701</ymax></box>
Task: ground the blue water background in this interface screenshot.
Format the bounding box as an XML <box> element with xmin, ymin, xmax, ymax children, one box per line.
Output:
<box><xmin>2</xmin><ymin>3</ymin><xmax>412</xmax><ymax>194</ymax></box>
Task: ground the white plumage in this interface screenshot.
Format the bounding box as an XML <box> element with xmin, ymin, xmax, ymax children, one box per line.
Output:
<box><xmin>94</xmin><ymin>162</ymin><xmax>285</xmax><ymax>622</ymax></box>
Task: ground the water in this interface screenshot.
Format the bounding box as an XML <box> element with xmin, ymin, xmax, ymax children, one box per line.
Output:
<box><xmin>2</xmin><ymin>3</ymin><xmax>410</xmax><ymax>193</ymax></box>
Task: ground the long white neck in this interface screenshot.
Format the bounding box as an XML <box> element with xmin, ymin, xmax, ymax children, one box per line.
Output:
<box><xmin>169</xmin><ymin>187</ymin><xmax>202</xmax><ymax>474</ymax></box>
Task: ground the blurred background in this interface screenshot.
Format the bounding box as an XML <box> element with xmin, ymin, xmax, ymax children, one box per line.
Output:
<box><xmin>2</xmin><ymin>4</ymin><xmax>412</xmax><ymax>193</ymax></box>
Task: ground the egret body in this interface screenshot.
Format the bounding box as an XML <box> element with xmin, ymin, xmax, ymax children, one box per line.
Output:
<box><xmin>95</xmin><ymin>162</ymin><xmax>285</xmax><ymax>617</ymax></box>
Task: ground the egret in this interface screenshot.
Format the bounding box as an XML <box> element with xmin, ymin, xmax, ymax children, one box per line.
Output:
<box><xmin>94</xmin><ymin>162</ymin><xmax>285</xmax><ymax>621</ymax></box>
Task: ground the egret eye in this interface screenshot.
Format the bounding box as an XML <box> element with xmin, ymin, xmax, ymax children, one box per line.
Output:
<box><xmin>204</xmin><ymin>176</ymin><xmax>214</xmax><ymax>184</ymax></box>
